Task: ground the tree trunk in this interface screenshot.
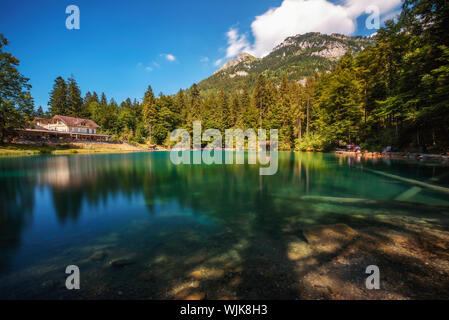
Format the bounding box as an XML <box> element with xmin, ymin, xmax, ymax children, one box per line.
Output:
<box><xmin>306</xmin><ymin>96</ymin><xmax>310</xmax><ymax>136</ymax></box>
<box><xmin>0</xmin><ymin>127</ymin><xmax>5</xmax><ymax>145</ymax></box>
<box><xmin>395</xmin><ymin>117</ymin><xmax>398</xmax><ymax>138</ymax></box>
<box><xmin>364</xmin><ymin>83</ymin><xmax>367</xmax><ymax>124</ymax></box>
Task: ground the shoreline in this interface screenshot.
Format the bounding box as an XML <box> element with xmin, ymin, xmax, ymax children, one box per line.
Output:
<box><xmin>333</xmin><ymin>150</ymin><xmax>449</xmax><ymax>163</ymax></box>
<box><xmin>2</xmin><ymin>143</ymin><xmax>449</xmax><ymax>164</ymax></box>
<box><xmin>0</xmin><ymin>142</ymin><xmax>167</xmax><ymax>157</ymax></box>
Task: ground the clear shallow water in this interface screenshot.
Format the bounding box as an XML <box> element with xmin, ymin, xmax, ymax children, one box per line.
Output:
<box><xmin>0</xmin><ymin>152</ymin><xmax>449</xmax><ymax>299</ymax></box>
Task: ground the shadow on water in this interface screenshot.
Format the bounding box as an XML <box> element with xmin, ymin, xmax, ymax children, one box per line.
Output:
<box><xmin>0</xmin><ymin>152</ymin><xmax>449</xmax><ymax>299</ymax></box>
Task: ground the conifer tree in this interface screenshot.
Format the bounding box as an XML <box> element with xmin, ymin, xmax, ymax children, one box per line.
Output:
<box><xmin>67</xmin><ymin>76</ymin><xmax>83</xmax><ymax>117</ymax></box>
<box><xmin>48</xmin><ymin>76</ymin><xmax>68</xmax><ymax>116</ymax></box>
<box><xmin>142</xmin><ymin>85</ymin><xmax>157</xmax><ymax>142</ymax></box>
<box><xmin>0</xmin><ymin>34</ymin><xmax>34</xmax><ymax>143</ymax></box>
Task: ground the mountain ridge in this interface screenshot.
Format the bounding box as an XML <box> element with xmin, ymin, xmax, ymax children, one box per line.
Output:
<box><xmin>198</xmin><ymin>32</ymin><xmax>374</xmax><ymax>93</ymax></box>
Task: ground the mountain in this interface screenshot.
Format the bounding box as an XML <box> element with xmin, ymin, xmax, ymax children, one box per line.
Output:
<box><xmin>215</xmin><ymin>52</ymin><xmax>259</xmax><ymax>74</ymax></box>
<box><xmin>198</xmin><ymin>32</ymin><xmax>373</xmax><ymax>93</ymax></box>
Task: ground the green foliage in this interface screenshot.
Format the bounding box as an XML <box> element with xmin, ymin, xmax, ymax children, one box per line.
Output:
<box><xmin>67</xmin><ymin>76</ymin><xmax>83</xmax><ymax>117</ymax></box>
<box><xmin>0</xmin><ymin>34</ymin><xmax>34</xmax><ymax>143</ymax></box>
<box><xmin>48</xmin><ymin>76</ymin><xmax>68</xmax><ymax>116</ymax></box>
<box><xmin>298</xmin><ymin>0</ymin><xmax>449</xmax><ymax>152</ymax></box>
<box><xmin>295</xmin><ymin>133</ymin><xmax>330</xmax><ymax>152</ymax></box>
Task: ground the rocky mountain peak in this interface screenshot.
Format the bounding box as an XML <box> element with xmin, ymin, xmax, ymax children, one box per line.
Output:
<box><xmin>215</xmin><ymin>52</ymin><xmax>257</xmax><ymax>74</ymax></box>
<box><xmin>268</xmin><ymin>32</ymin><xmax>373</xmax><ymax>61</ymax></box>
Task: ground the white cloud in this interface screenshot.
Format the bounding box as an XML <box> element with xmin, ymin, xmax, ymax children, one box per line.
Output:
<box><xmin>214</xmin><ymin>58</ymin><xmax>223</xmax><ymax>66</ymax></box>
<box><xmin>200</xmin><ymin>57</ymin><xmax>210</xmax><ymax>63</ymax></box>
<box><xmin>164</xmin><ymin>54</ymin><xmax>176</xmax><ymax>62</ymax></box>
<box><xmin>344</xmin><ymin>0</ymin><xmax>401</xmax><ymax>18</ymax></box>
<box><xmin>137</xmin><ymin>62</ymin><xmax>153</xmax><ymax>71</ymax></box>
<box><xmin>225</xmin><ymin>28</ymin><xmax>251</xmax><ymax>58</ymax></box>
<box><xmin>222</xmin><ymin>0</ymin><xmax>402</xmax><ymax>59</ymax></box>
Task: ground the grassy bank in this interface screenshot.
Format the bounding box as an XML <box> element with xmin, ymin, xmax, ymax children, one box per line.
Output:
<box><xmin>0</xmin><ymin>142</ymin><xmax>153</xmax><ymax>156</ymax></box>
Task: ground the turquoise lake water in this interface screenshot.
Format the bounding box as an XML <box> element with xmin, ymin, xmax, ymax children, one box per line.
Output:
<box><xmin>0</xmin><ymin>152</ymin><xmax>448</xmax><ymax>299</ymax></box>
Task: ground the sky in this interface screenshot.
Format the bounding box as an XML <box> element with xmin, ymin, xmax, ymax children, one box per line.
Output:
<box><xmin>0</xmin><ymin>0</ymin><xmax>402</xmax><ymax>110</ymax></box>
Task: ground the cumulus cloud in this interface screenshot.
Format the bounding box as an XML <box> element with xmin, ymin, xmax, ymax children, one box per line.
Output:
<box><xmin>222</xmin><ymin>0</ymin><xmax>402</xmax><ymax>59</ymax></box>
<box><xmin>343</xmin><ymin>0</ymin><xmax>401</xmax><ymax>18</ymax></box>
<box><xmin>225</xmin><ymin>28</ymin><xmax>251</xmax><ymax>58</ymax></box>
<box><xmin>163</xmin><ymin>54</ymin><xmax>176</xmax><ymax>62</ymax></box>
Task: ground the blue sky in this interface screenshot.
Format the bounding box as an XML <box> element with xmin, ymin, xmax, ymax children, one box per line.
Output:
<box><xmin>0</xmin><ymin>0</ymin><xmax>402</xmax><ymax>110</ymax></box>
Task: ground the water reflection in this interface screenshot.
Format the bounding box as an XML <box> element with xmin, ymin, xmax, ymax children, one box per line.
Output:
<box><xmin>1</xmin><ymin>152</ymin><xmax>449</xmax><ymax>298</ymax></box>
<box><xmin>1</xmin><ymin>152</ymin><xmax>449</xmax><ymax>241</ymax></box>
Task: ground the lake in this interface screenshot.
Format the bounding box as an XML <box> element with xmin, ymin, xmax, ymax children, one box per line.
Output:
<box><xmin>1</xmin><ymin>152</ymin><xmax>449</xmax><ymax>299</ymax></box>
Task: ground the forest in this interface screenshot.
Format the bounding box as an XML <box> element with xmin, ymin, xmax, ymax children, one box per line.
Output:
<box><xmin>1</xmin><ymin>0</ymin><xmax>448</xmax><ymax>152</ymax></box>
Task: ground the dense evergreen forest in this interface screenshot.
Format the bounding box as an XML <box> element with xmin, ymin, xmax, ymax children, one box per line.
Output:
<box><xmin>1</xmin><ymin>0</ymin><xmax>448</xmax><ymax>152</ymax></box>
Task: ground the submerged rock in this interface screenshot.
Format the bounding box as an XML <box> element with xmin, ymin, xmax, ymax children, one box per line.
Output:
<box><xmin>303</xmin><ymin>224</ymin><xmax>358</xmax><ymax>244</ymax></box>
<box><xmin>188</xmin><ymin>267</ymin><xmax>224</xmax><ymax>280</ymax></box>
<box><xmin>303</xmin><ymin>224</ymin><xmax>358</xmax><ymax>253</ymax></box>
<box><xmin>174</xmin><ymin>291</ymin><xmax>206</xmax><ymax>300</ymax></box>
<box><xmin>109</xmin><ymin>257</ymin><xmax>136</xmax><ymax>267</ymax></box>
<box><xmin>185</xmin><ymin>292</ymin><xmax>206</xmax><ymax>300</ymax></box>
<box><xmin>41</xmin><ymin>280</ymin><xmax>56</xmax><ymax>289</ymax></box>
<box><xmin>90</xmin><ymin>251</ymin><xmax>107</xmax><ymax>261</ymax></box>
<box><xmin>287</xmin><ymin>241</ymin><xmax>313</xmax><ymax>261</ymax></box>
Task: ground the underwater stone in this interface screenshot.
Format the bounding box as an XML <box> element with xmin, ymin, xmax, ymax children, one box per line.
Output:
<box><xmin>90</xmin><ymin>251</ymin><xmax>107</xmax><ymax>261</ymax></box>
<box><xmin>109</xmin><ymin>257</ymin><xmax>136</xmax><ymax>267</ymax></box>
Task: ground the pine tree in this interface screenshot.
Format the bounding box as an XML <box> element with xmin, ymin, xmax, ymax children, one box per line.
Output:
<box><xmin>190</xmin><ymin>83</ymin><xmax>201</xmax><ymax>120</ymax></box>
<box><xmin>229</xmin><ymin>93</ymin><xmax>240</xmax><ymax>128</ymax></box>
<box><xmin>142</xmin><ymin>85</ymin><xmax>157</xmax><ymax>142</ymax></box>
<box><xmin>35</xmin><ymin>106</ymin><xmax>45</xmax><ymax>118</ymax></box>
<box><xmin>175</xmin><ymin>89</ymin><xmax>188</xmax><ymax>126</ymax></box>
<box><xmin>100</xmin><ymin>92</ymin><xmax>108</xmax><ymax>107</ymax></box>
<box><xmin>67</xmin><ymin>76</ymin><xmax>83</xmax><ymax>117</ymax></box>
<box><xmin>217</xmin><ymin>89</ymin><xmax>231</xmax><ymax>131</ymax></box>
<box><xmin>48</xmin><ymin>76</ymin><xmax>68</xmax><ymax>116</ymax></box>
<box><xmin>0</xmin><ymin>34</ymin><xmax>34</xmax><ymax>143</ymax></box>
<box><xmin>252</xmin><ymin>75</ymin><xmax>267</xmax><ymax>126</ymax></box>
<box><xmin>91</xmin><ymin>92</ymin><xmax>99</xmax><ymax>104</ymax></box>
<box><xmin>252</xmin><ymin>74</ymin><xmax>276</xmax><ymax>127</ymax></box>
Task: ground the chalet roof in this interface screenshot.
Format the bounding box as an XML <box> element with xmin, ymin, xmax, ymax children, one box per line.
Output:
<box><xmin>33</xmin><ymin>115</ymin><xmax>100</xmax><ymax>128</ymax></box>
<box><xmin>54</xmin><ymin>115</ymin><xmax>100</xmax><ymax>128</ymax></box>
